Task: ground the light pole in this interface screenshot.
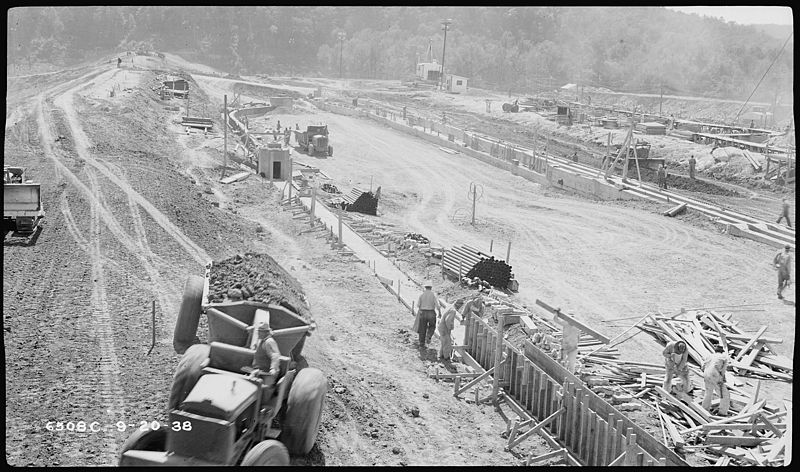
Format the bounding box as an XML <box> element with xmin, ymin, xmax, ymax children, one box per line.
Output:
<box><xmin>337</xmin><ymin>31</ymin><xmax>346</xmax><ymax>79</ymax></box>
<box><xmin>439</xmin><ymin>19</ymin><xmax>452</xmax><ymax>91</ymax></box>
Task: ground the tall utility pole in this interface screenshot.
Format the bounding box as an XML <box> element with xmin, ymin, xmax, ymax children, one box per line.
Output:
<box><xmin>337</xmin><ymin>31</ymin><xmax>346</xmax><ymax>79</ymax></box>
<box><xmin>659</xmin><ymin>84</ymin><xmax>664</xmax><ymax>116</ymax></box>
<box><xmin>439</xmin><ymin>19</ymin><xmax>452</xmax><ymax>91</ymax></box>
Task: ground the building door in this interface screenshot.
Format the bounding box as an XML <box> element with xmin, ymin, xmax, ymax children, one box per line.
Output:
<box><xmin>273</xmin><ymin>161</ymin><xmax>282</xmax><ymax>180</ymax></box>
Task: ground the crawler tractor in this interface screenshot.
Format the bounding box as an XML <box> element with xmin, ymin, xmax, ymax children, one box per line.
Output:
<box><xmin>119</xmin><ymin>275</ymin><xmax>326</xmax><ymax>466</ymax></box>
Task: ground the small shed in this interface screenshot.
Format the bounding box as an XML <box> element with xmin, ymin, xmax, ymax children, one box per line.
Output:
<box><xmin>416</xmin><ymin>62</ymin><xmax>442</xmax><ymax>82</ymax></box>
<box><xmin>445</xmin><ymin>74</ymin><xmax>468</xmax><ymax>93</ymax></box>
<box><xmin>257</xmin><ymin>142</ymin><xmax>291</xmax><ymax>181</ymax></box>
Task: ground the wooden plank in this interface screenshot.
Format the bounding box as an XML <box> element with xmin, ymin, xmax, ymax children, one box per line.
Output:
<box><xmin>624</xmin><ymin>429</ymin><xmax>637</xmax><ymax>466</ymax></box>
<box><xmin>571</xmin><ymin>387</ymin><xmax>582</xmax><ymax>452</ymax></box>
<box><xmin>706</xmin><ymin>434</ymin><xmax>766</xmax><ymax>447</ymax></box>
<box><xmin>740</xmin><ymin>341</ymin><xmax>763</xmax><ymax>367</ymax></box>
<box><xmin>597</xmin><ymin>418</ymin><xmax>609</xmax><ymax>465</ymax></box>
<box><xmin>765</xmin><ymin>435</ymin><xmax>786</xmax><ymax>462</ymax></box>
<box><xmin>607</xmin><ymin>413</ymin><xmax>618</xmax><ymax>461</ymax></box>
<box><xmin>536</xmin><ymin>299</ymin><xmax>611</xmax><ymax>343</ymax></box>
<box><xmin>654</xmin><ymin>386</ymin><xmax>708</xmax><ymax>425</ymax></box>
<box><xmin>660</xmin><ymin>409</ymin><xmax>685</xmax><ymax>447</ymax></box>
<box><xmin>784</xmin><ymin>400</ymin><xmax>792</xmax><ymax>466</ymax></box>
<box><xmin>607</xmin><ymin>451</ymin><xmax>627</xmax><ymax>466</ymax></box>
<box><xmin>526</xmin><ymin>448</ymin><xmax>567</xmax><ymax>465</ymax></box>
<box><xmin>507</xmin><ymin>407</ymin><xmax>565</xmax><ymax>449</ymax></box>
<box><xmin>733</xmin><ymin>326</ymin><xmax>768</xmax><ymax>362</ymax></box>
<box><xmin>590</xmin><ymin>414</ymin><xmax>602</xmax><ymax>466</ymax></box>
<box><xmin>730</xmin><ymin>361</ymin><xmax>793</xmax><ymax>380</ymax></box>
<box><xmin>579</xmin><ymin>394</ymin><xmax>590</xmax><ymax>461</ymax></box>
<box><xmin>680</xmin><ymin>408</ymin><xmax>765</xmax><ymax>434</ymax></box>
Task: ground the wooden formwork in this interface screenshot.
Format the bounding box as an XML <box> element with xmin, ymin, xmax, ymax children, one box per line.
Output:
<box><xmin>460</xmin><ymin>314</ymin><xmax>685</xmax><ymax>466</ymax></box>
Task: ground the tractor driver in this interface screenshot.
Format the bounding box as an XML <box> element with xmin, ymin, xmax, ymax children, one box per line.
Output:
<box><xmin>251</xmin><ymin>323</ymin><xmax>281</xmax><ymax>387</ymax></box>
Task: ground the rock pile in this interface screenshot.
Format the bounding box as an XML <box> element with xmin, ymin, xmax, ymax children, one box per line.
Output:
<box><xmin>207</xmin><ymin>252</ymin><xmax>312</xmax><ymax>321</ymax></box>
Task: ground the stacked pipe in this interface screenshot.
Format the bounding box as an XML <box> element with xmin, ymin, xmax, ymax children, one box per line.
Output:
<box><xmin>339</xmin><ymin>191</ymin><xmax>378</xmax><ymax>216</ymax></box>
<box><xmin>465</xmin><ymin>256</ymin><xmax>513</xmax><ymax>289</ymax></box>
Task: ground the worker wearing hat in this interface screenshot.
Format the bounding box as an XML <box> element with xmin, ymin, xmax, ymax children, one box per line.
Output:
<box><xmin>774</xmin><ymin>244</ymin><xmax>792</xmax><ymax>300</ymax></box>
<box><xmin>662</xmin><ymin>340</ymin><xmax>690</xmax><ymax>400</ymax></box>
<box><xmin>252</xmin><ymin>323</ymin><xmax>281</xmax><ymax>387</ymax></box>
<box><xmin>414</xmin><ymin>281</ymin><xmax>441</xmax><ymax>350</ymax></box>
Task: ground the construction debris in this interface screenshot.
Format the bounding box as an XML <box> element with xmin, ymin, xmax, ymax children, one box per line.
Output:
<box><xmin>465</xmin><ymin>256</ymin><xmax>514</xmax><ymax>289</ymax></box>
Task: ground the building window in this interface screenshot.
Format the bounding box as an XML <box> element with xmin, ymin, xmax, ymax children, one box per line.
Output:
<box><xmin>456</xmin><ymin>80</ymin><xmax>462</xmax><ymax>86</ymax></box>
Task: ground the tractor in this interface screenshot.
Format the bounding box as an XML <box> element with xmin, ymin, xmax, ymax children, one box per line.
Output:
<box><xmin>293</xmin><ymin>125</ymin><xmax>333</xmax><ymax>157</ymax></box>
<box><xmin>4</xmin><ymin>166</ymin><xmax>45</xmax><ymax>234</ymax></box>
<box><xmin>118</xmin><ymin>275</ymin><xmax>326</xmax><ymax>466</ymax></box>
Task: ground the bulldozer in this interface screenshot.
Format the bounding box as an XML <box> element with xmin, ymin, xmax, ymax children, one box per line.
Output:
<box><xmin>4</xmin><ymin>166</ymin><xmax>44</xmax><ymax>233</ymax></box>
<box><xmin>293</xmin><ymin>125</ymin><xmax>333</xmax><ymax>157</ymax></box>
<box><xmin>119</xmin><ymin>275</ymin><xmax>326</xmax><ymax>466</ymax></box>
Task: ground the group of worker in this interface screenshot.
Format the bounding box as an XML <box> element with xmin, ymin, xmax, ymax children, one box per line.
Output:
<box><xmin>413</xmin><ymin>281</ymin><xmax>484</xmax><ymax>362</ymax></box>
<box><xmin>662</xmin><ymin>340</ymin><xmax>731</xmax><ymax>415</ymax></box>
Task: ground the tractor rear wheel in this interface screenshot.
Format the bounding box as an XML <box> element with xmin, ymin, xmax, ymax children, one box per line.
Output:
<box><xmin>118</xmin><ymin>427</ymin><xmax>167</xmax><ymax>462</ymax></box>
<box><xmin>173</xmin><ymin>275</ymin><xmax>205</xmax><ymax>354</ymax></box>
<box><xmin>240</xmin><ymin>440</ymin><xmax>290</xmax><ymax>466</ymax></box>
<box><xmin>167</xmin><ymin>343</ymin><xmax>210</xmax><ymax>411</ymax></box>
<box><xmin>280</xmin><ymin>367</ymin><xmax>327</xmax><ymax>455</ymax></box>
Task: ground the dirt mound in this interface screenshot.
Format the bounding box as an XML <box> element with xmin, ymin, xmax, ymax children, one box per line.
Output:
<box><xmin>208</xmin><ymin>252</ymin><xmax>312</xmax><ymax>321</ymax></box>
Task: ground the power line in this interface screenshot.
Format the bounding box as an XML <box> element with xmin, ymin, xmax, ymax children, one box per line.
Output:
<box><xmin>734</xmin><ymin>30</ymin><xmax>793</xmax><ymax>123</ymax></box>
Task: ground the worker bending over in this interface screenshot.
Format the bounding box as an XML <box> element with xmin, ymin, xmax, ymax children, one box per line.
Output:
<box><xmin>701</xmin><ymin>345</ymin><xmax>730</xmax><ymax>415</ymax></box>
<box><xmin>663</xmin><ymin>340</ymin><xmax>690</xmax><ymax>400</ymax></box>
<box><xmin>437</xmin><ymin>304</ymin><xmax>458</xmax><ymax>362</ymax></box>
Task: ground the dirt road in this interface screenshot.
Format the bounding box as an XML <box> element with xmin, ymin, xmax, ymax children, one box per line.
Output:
<box><xmin>265</xmin><ymin>108</ymin><xmax>795</xmax><ymax>395</ymax></box>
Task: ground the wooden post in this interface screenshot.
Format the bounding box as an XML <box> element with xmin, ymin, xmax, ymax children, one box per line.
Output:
<box><xmin>506</xmin><ymin>240</ymin><xmax>512</xmax><ymax>263</ymax></box>
<box><xmin>490</xmin><ymin>239</ymin><xmax>493</xmax><ymax>252</ymax></box>
<box><xmin>147</xmin><ymin>300</ymin><xmax>156</xmax><ymax>355</ymax></box>
<box><xmin>222</xmin><ymin>95</ymin><xmax>228</xmax><ymax>179</ymax></box>
<box><xmin>287</xmin><ymin>157</ymin><xmax>293</xmax><ymax>203</ymax></box>
<box><xmin>491</xmin><ymin>314</ymin><xmax>505</xmax><ymax>403</ymax></box>
<box><xmin>458</xmin><ymin>260</ymin><xmax>463</xmax><ymax>280</ymax></box>
<box><xmin>337</xmin><ymin>207</ymin><xmax>343</xmax><ymax>245</ymax></box>
<box><xmin>310</xmin><ymin>184</ymin><xmax>317</xmax><ymax>226</ymax></box>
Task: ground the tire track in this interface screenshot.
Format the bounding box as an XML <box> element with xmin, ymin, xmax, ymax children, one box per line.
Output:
<box><xmin>53</xmin><ymin>84</ymin><xmax>210</xmax><ymax>266</ymax></box>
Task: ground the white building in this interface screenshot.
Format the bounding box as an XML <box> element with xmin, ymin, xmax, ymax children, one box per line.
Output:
<box><xmin>445</xmin><ymin>74</ymin><xmax>468</xmax><ymax>93</ymax></box>
<box><xmin>416</xmin><ymin>61</ymin><xmax>442</xmax><ymax>82</ymax></box>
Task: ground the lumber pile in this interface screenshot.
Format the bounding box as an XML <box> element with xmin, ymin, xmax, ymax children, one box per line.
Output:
<box><xmin>638</xmin><ymin>310</ymin><xmax>792</xmax><ymax>382</ymax></box>
<box><xmin>576</xmin><ymin>309</ymin><xmax>792</xmax><ymax>466</ymax></box>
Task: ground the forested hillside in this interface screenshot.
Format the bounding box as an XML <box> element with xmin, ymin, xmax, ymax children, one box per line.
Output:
<box><xmin>7</xmin><ymin>6</ymin><xmax>793</xmax><ymax>101</ymax></box>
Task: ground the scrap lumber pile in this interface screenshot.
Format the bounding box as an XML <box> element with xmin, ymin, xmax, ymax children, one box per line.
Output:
<box><xmin>637</xmin><ymin>310</ymin><xmax>792</xmax><ymax>382</ymax></box>
<box><xmin>465</xmin><ymin>256</ymin><xmax>514</xmax><ymax>289</ymax></box>
<box><xmin>576</xmin><ymin>309</ymin><xmax>792</xmax><ymax>466</ymax></box>
<box><xmin>405</xmin><ymin>233</ymin><xmax>429</xmax><ymax>245</ymax></box>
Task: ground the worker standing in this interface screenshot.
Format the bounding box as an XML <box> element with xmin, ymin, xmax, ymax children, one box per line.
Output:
<box><xmin>572</xmin><ymin>151</ymin><xmax>579</xmax><ymax>163</ymax></box>
<box><xmin>437</xmin><ymin>304</ymin><xmax>457</xmax><ymax>362</ymax></box>
<box><xmin>415</xmin><ymin>281</ymin><xmax>441</xmax><ymax>349</ymax></box>
<box><xmin>688</xmin><ymin>155</ymin><xmax>696</xmax><ymax>180</ymax></box>
<box><xmin>774</xmin><ymin>244</ymin><xmax>792</xmax><ymax>300</ymax></box>
<box><xmin>656</xmin><ymin>165</ymin><xmax>665</xmax><ymax>189</ymax></box>
<box><xmin>662</xmin><ymin>340</ymin><xmax>690</xmax><ymax>400</ymax></box>
<box><xmin>776</xmin><ymin>198</ymin><xmax>791</xmax><ymax>228</ymax></box>
<box><xmin>701</xmin><ymin>345</ymin><xmax>730</xmax><ymax>415</ymax></box>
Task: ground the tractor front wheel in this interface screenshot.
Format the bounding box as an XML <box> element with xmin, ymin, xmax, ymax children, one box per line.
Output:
<box><xmin>118</xmin><ymin>427</ymin><xmax>167</xmax><ymax>462</ymax></box>
<box><xmin>240</xmin><ymin>440</ymin><xmax>290</xmax><ymax>466</ymax></box>
<box><xmin>173</xmin><ymin>275</ymin><xmax>204</xmax><ymax>354</ymax></box>
<box><xmin>281</xmin><ymin>367</ymin><xmax>327</xmax><ymax>455</ymax></box>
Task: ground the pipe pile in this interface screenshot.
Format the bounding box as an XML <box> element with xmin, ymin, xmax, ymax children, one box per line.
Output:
<box><xmin>465</xmin><ymin>256</ymin><xmax>513</xmax><ymax>289</ymax></box>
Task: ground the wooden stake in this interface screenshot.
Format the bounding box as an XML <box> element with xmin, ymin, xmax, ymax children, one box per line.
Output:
<box><xmin>491</xmin><ymin>314</ymin><xmax>505</xmax><ymax>403</ymax></box>
<box><xmin>222</xmin><ymin>94</ymin><xmax>227</xmax><ymax>180</ymax></box>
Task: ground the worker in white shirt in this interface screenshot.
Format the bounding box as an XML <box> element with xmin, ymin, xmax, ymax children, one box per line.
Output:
<box><xmin>662</xmin><ymin>340</ymin><xmax>690</xmax><ymax>400</ymax></box>
<box><xmin>701</xmin><ymin>345</ymin><xmax>730</xmax><ymax>415</ymax></box>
